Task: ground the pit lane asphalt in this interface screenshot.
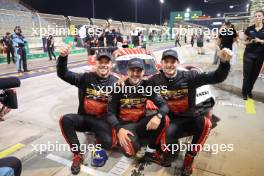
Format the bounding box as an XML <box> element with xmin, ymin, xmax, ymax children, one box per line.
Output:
<box><xmin>0</xmin><ymin>42</ymin><xmax>263</xmax><ymax>176</ymax></box>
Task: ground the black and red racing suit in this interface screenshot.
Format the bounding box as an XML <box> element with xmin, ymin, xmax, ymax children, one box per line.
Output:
<box><xmin>57</xmin><ymin>55</ymin><xmax>118</xmax><ymax>154</ymax></box>
<box><xmin>107</xmin><ymin>79</ymin><xmax>169</xmax><ymax>156</ymax></box>
<box><xmin>148</xmin><ymin>61</ymin><xmax>230</xmax><ymax>156</ymax></box>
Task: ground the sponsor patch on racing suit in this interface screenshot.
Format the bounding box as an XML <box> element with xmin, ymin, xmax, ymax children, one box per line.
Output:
<box><xmin>149</xmin><ymin>61</ymin><xmax>230</xmax><ymax>117</ymax></box>
<box><xmin>57</xmin><ymin>55</ymin><xmax>118</xmax><ymax>117</ymax></box>
<box><xmin>107</xmin><ymin>79</ymin><xmax>169</xmax><ymax>132</ymax></box>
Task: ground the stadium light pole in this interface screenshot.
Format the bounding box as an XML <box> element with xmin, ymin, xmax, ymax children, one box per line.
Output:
<box><xmin>160</xmin><ymin>0</ymin><xmax>164</xmax><ymax>25</ymax></box>
<box><xmin>135</xmin><ymin>0</ymin><xmax>138</xmax><ymax>22</ymax></box>
<box><xmin>92</xmin><ymin>0</ymin><xmax>95</xmax><ymax>18</ymax></box>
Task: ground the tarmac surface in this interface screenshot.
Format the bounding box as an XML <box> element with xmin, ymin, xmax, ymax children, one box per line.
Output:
<box><xmin>0</xmin><ymin>42</ymin><xmax>263</xmax><ymax>176</ymax></box>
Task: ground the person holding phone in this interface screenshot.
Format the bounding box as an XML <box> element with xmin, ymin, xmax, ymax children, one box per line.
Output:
<box><xmin>242</xmin><ymin>10</ymin><xmax>264</xmax><ymax>100</ymax></box>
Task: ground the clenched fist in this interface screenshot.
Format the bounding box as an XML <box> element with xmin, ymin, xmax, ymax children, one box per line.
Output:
<box><xmin>59</xmin><ymin>43</ymin><xmax>72</xmax><ymax>57</ymax></box>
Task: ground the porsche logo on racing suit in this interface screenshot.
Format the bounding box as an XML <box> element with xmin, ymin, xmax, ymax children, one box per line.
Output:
<box><xmin>84</xmin><ymin>88</ymin><xmax>109</xmax><ymax>117</ymax></box>
<box><xmin>160</xmin><ymin>88</ymin><xmax>189</xmax><ymax>114</ymax></box>
<box><xmin>119</xmin><ymin>98</ymin><xmax>146</xmax><ymax>122</ymax></box>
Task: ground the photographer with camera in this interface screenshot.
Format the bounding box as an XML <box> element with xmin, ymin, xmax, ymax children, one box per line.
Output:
<box><xmin>0</xmin><ymin>77</ymin><xmax>20</xmax><ymax>121</ymax></box>
<box><xmin>0</xmin><ymin>77</ymin><xmax>21</xmax><ymax>175</ymax></box>
<box><xmin>12</xmin><ymin>26</ymin><xmax>29</xmax><ymax>73</ymax></box>
<box><xmin>242</xmin><ymin>10</ymin><xmax>264</xmax><ymax>100</ymax></box>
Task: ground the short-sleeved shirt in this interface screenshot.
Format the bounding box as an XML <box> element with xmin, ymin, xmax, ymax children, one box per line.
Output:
<box><xmin>219</xmin><ymin>27</ymin><xmax>237</xmax><ymax>50</ymax></box>
<box><xmin>244</xmin><ymin>24</ymin><xmax>264</xmax><ymax>57</ymax></box>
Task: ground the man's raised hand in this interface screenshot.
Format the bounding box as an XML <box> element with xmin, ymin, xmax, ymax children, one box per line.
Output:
<box><xmin>59</xmin><ymin>43</ymin><xmax>72</xmax><ymax>57</ymax></box>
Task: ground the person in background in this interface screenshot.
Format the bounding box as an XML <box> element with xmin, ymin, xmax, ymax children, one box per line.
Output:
<box><xmin>149</xmin><ymin>32</ymin><xmax>153</xmax><ymax>43</ymax></box>
<box><xmin>218</xmin><ymin>21</ymin><xmax>237</xmax><ymax>53</ymax></box>
<box><xmin>85</xmin><ymin>33</ymin><xmax>96</xmax><ymax>56</ymax></box>
<box><xmin>242</xmin><ymin>10</ymin><xmax>264</xmax><ymax>100</ymax></box>
<box><xmin>97</xmin><ymin>29</ymin><xmax>105</xmax><ymax>47</ymax></box>
<box><xmin>1</xmin><ymin>32</ymin><xmax>15</xmax><ymax>64</ymax></box>
<box><xmin>104</xmin><ymin>27</ymin><xmax>117</xmax><ymax>53</ymax></box>
<box><xmin>130</xmin><ymin>26</ymin><xmax>140</xmax><ymax>47</ymax></box>
<box><xmin>175</xmin><ymin>34</ymin><xmax>181</xmax><ymax>47</ymax></box>
<box><xmin>104</xmin><ymin>26</ymin><xmax>117</xmax><ymax>47</ymax></box>
<box><xmin>12</xmin><ymin>26</ymin><xmax>29</xmax><ymax>73</ymax></box>
<box><xmin>191</xmin><ymin>34</ymin><xmax>195</xmax><ymax>47</ymax></box>
<box><xmin>47</xmin><ymin>35</ymin><xmax>56</xmax><ymax>61</ymax></box>
<box><xmin>197</xmin><ymin>34</ymin><xmax>204</xmax><ymax>55</ymax></box>
<box><xmin>115</xmin><ymin>27</ymin><xmax>123</xmax><ymax>48</ymax></box>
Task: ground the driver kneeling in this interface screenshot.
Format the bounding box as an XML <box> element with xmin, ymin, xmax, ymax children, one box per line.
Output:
<box><xmin>149</xmin><ymin>49</ymin><xmax>231</xmax><ymax>175</ymax></box>
<box><xmin>57</xmin><ymin>45</ymin><xmax>118</xmax><ymax>175</ymax></box>
<box><xmin>107</xmin><ymin>58</ymin><xmax>170</xmax><ymax>167</ymax></box>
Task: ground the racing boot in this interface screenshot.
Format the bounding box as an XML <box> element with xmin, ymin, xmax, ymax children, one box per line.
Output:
<box><xmin>182</xmin><ymin>153</ymin><xmax>195</xmax><ymax>176</ymax></box>
<box><xmin>71</xmin><ymin>153</ymin><xmax>83</xmax><ymax>175</ymax></box>
<box><xmin>144</xmin><ymin>150</ymin><xmax>171</xmax><ymax>167</ymax></box>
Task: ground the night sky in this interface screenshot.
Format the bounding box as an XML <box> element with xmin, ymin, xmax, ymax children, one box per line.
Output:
<box><xmin>22</xmin><ymin>0</ymin><xmax>249</xmax><ymax>24</ymax></box>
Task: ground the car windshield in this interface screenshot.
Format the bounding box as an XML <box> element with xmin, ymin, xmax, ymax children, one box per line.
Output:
<box><xmin>114</xmin><ymin>57</ymin><xmax>158</xmax><ymax>76</ymax></box>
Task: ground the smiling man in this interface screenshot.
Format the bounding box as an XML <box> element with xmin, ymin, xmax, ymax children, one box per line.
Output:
<box><xmin>149</xmin><ymin>49</ymin><xmax>232</xmax><ymax>175</ymax></box>
<box><xmin>107</xmin><ymin>58</ymin><xmax>170</xmax><ymax>166</ymax></box>
<box><xmin>57</xmin><ymin>45</ymin><xmax>118</xmax><ymax>175</ymax></box>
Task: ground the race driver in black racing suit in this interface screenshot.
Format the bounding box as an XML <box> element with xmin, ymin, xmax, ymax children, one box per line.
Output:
<box><xmin>57</xmin><ymin>44</ymin><xmax>118</xmax><ymax>175</ymax></box>
<box><xmin>148</xmin><ymin>49</ymin><xmax>232</xmax><ymax>175</ymax></box>
<box><xmin>107</xmin><ymin>58</ymin><xmax>170</xmax><ymax>166</ymax></box>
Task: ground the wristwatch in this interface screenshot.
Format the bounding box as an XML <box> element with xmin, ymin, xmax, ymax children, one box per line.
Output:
<box><xmin>157</xmin><ymin>113</ymin><xmax>163</xmax><ymax>119</ymax></box>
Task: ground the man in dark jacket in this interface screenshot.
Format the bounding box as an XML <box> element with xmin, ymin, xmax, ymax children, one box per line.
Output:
<box><xmin>107</xmin><ymin>58</ymin><xmax>170</xmax><ymax>166</ymax></box>
<box><xmin>47</xmin><ymin>35</ymin><xmax>56</xmax><ymax>61</ymax></box>
<box><xmin>149</xmin><ymin>49</ymin><xmax>232</xmax><ymax>175</ymax></box>
<box><xmin>57</xmin><ymin>44</ymin><xmax>118</xmax><ymax>175</ymax></box>
<box><xmin>1</xmin><ymin>32</ymin><xmax>15</xmax><ymax>64</ymax></box>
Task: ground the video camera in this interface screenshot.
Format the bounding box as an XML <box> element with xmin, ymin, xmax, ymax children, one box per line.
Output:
<box><xmin>0</xmin><ymin>77</ymin><xmax>20</xmax><ymax>109</ymax></box>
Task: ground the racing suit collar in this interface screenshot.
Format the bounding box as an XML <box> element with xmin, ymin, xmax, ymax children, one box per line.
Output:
<box><xmin>93</xmin><ymin>71</ymin><xmax>111</xmax><ymax>82</ymax></box>
<box><xmin>125</xmin><ymin>78</ymin><xmax>143</xmax><ymax>87</ymax></box>
<box><xmin>160</xmin><ymin>69</ymin><xmax>178</xmax><ymax>80</ymax></box>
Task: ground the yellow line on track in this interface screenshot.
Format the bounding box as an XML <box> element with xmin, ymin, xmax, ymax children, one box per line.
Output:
<box><xmin>0</xmin><ymin>143</ymin><xmax>25</xmax><ymax>158</ymax></box>
<box><xmin>245</xmin><ymin>98</ymin><xmax>256</xmax><ymax>115</ymax></box>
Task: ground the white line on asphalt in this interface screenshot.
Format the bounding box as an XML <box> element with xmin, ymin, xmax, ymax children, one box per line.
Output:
<box><xmin>217</xmin><ymin>101</ymin><xmax>245</xmax><ymax>108</ymax></box>
<box><xmin>108</xmin><ymin>156</ymin><xmax>133</xmax><ymax>176</ymax></box>
<box><xmin>46</xmin><ymin>153</ymin><xmax>108</xmax><ymax>176</ymax></box>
